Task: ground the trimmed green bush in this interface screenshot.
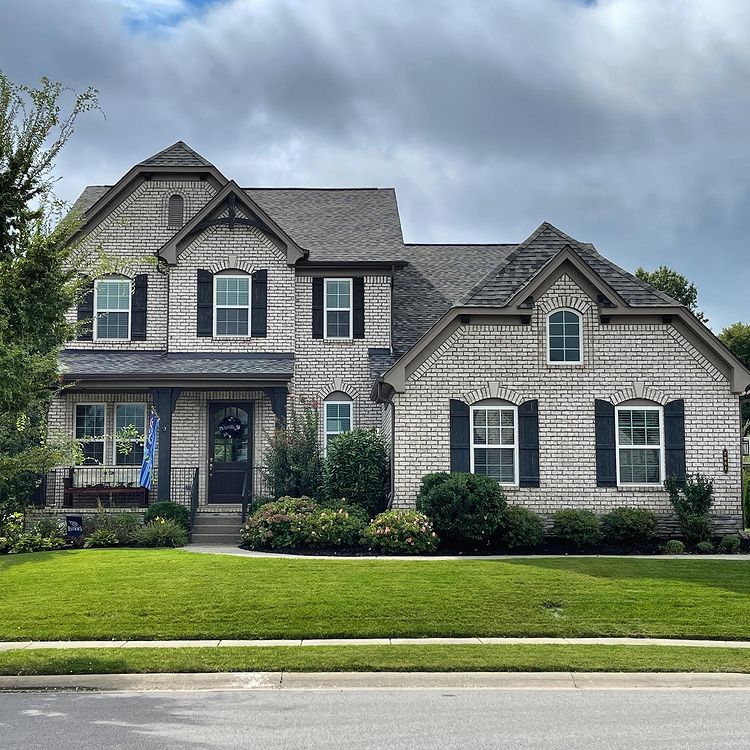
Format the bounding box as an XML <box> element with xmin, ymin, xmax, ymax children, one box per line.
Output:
<box><xmin>302</xmin><ymin>507</ymin><xmax>367</xmax><ymax>549</ymax></box>
<box><xmin>666</xmin><ymin>473</ymin><xmax>714</xmax><ymax>544</ymax></box>
<box><xmin>664</xmin><ymin>539</ymin><xmax>686</xmax><ymax>554</ymax></box>
<box><xmin>83</xmin><ymin>529</ymin><xmax>119</xmax><ymax>548</ymax></box>
<box><xmin>601</xmin><ymin>507</ymin><xmax>657</xmax><ymax>546</ymax></box>
<box><xmin>323</xmin><ymin>429</ymin><xmax>388</xmax><ymax>518</ymax></box>
<box><xmin>498</xmin><ymin>505</ymin><xmax>544</xmax><ymax>551</ymax></box>
<box><xmin>416</xmin><ymin>472</ymin><xmax>506</xmax><ymax>549</ymax></box>
<box><xmin>131</xmin><ymin>519</ymin><xmax>187</xmax><ymax>548</ymax></box>
<box><xmin>696</xmin><ymin>540</ymin><xmax>715</xmax><ymax>554</ymax></box>
<box><xmin>239</xmin><ymin>497</ymin><xmax>318</xmax><ymax>550</ymax></box>
<box><xmin>144</xmin><ymin>501</ymin><xmax>189</xmax><ymax>531</ymax></box>
<box><xmin>551</xmin><ymin>510</ymin><xmax>602</xmax><ymax>549</ymax></box>
<box><xmin>363</xmin><ymin>510</ymin><xmax>439</xmax><ymax>554</ymax></box>
<box><xmin>718</xmin><ymin>534</ymin><xmax>741</xmax><ymax>554</ymax></box>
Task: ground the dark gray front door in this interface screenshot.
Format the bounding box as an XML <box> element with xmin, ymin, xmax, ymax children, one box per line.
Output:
<box><xmin>207</xmin><ymin>402</ymin><xmax>252</xmax><ymax>504</ymax></box>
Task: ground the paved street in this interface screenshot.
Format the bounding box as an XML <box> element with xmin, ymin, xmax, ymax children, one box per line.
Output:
<box><xmin>2</xmin><ymin>688</ymin><xmax>750</xmax><ymax>749</ymax></box>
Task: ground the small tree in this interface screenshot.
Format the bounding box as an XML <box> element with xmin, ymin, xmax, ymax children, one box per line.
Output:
<box><xmin>665</xmin><ymin>473</ymin><xmax>714</xmax><ymax>544</ymax></box>
<box><xmin>323</xmin><ymin>429</ymin><xmax>388</xmax><ymax>518</ymax></box>
<box><xmin>635</xmin><ymin>265</ymin><xmax>707</xmax><ymax>323</ymax></box>
<box><xmin>266</xmin><ymin>400</ymin><xmax>323</xmax><ymax>500</ymax></box>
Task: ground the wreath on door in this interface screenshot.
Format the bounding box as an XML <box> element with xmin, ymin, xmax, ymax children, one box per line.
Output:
<box><xmin>217</xmin><ymin>415</ymin><xmax>243</xmax><ymax>440</ymax></box>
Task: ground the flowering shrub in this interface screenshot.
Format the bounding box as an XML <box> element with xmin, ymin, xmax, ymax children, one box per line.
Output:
<box><xmin>131</xmin><ymin>518</ymin><xmax>187</xmax><ymax>548</ymax></box>
<box><xmin>302</xmin><ymin>507</ymin><xmax>367</xmax><ymax>549</ymax></box>
<box><xmin>239</xmin><ymin>497</ymin><xmax>319</xmax><ymax>550</ymax></box>
<box><xmin>0</xmin><ymin>512</ymin><xmax>24</xmax><ymax>553</ymax></box>
<box><xmin>363</xmin><ymin>510</ymin><xmax>439</xmax><ymax>555</ymax></box>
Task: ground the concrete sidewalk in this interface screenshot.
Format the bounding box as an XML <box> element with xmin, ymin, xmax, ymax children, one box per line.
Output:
<box><xmin>3</xmin><ymin>636</ymin><xmax>750</xmax><ymax>652</ymax></box>
<box><xmin>2</xmin><ymin>670</ymin><xmax>750</xmax><ymax>692</ymax></box>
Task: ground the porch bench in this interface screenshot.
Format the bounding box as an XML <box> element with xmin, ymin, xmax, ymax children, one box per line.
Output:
<box><xmin>62</xmin><ymin>478</ymin><xmax>149</xmax><ymax>509</ymax></box>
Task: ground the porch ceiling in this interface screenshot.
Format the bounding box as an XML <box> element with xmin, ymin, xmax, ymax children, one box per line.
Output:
<box><xmin>59</xmin><ymin>349</ymin><xmax>294</xmax><ymax>389</ymax></box>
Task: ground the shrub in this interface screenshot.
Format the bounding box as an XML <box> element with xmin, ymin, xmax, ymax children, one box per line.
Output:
<box><xmin>266</xmin><ymin>400</ymin><xmax>323</xmax><ymax>499</ymax></box>
<box><xmin>664</xmin><ymin>539</ymin><xmax>686</xmax><ymax>554</ymax></box>
<box><xmin>498</xmin><ymin>505</ymin><xmax>544</xmax><ymax>551</ymax></box>
<box><xmin>601</xmin><ymin>507</ymin><xmax>657</xmax><ymax>546</ymax></box>
<box><xmin>131</xmin><ymin>518</ymin><xmax>188</xmax><ymax>548</ymax></box>
<box><xmin>31</xmin><ymin>516</ymin><xmax>63</xmax><ymax>537</ymax></box>
<box><xmin>83</xmin><ymin>529</ymin><xmax>120</xmax><ymax>548</ymax></box>
<box><xmin>0</xmin><ymin>511</ymin><xmax>24</xmax><ymax>553</ymax></box>
<box><xmin>666</xmin><ymin>473</ymin><xmax>714</xmax><ymax>544</ymax></box>
<box><xmin>416</xmin><ymin>472</ymin><xmax>506</xmax><ymax>549</ymax></box>
<box><xmin>239</xmin><ymin>497</ymin><xmax>318</xmax><ymax>550</ymax></box>
<box><xmin>144</xmin><ymin>501</ymin><xmax>189</xmax><ymax>530</ymax></box>
<box><xmin>323</xmin><ymin>429</ymin><xmax>389</xmax><ymax>519</ymax></box>
<box><xmin>302</xmin><ymin>507</ymin><xmax>367</xmax><ymax>549</ymax></box>
<box><xmin>696</xmin><ymin>540</ymin><xmax>715</xmax><ymax>554</ymax></box>
<box><xmin>718</xmin><ymin>534</ymin><xmax>741</xmax><ymax>554</ymax></box>
<box><xmin>551</xmin><ymin>510</ymin><xmax>602</xmax><ymax>549</ymax></box>
<box><xmin>84</xmin><ymin>509</ymin><xmax>141</xmax><ymax>545</ymax></box>
<box><xmin>363</xmin><ymin>510</ymin><xmax>439</xmax><ymax>554</ymax></box>
<box><xmin>9</xmin><ymin>531</ymin><xmax>66</xmax><ymax>554</ymax></box>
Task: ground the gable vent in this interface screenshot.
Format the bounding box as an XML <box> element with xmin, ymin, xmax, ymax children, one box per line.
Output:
<box><xmin>168</xmin><ymin>194</ymin><xmax>184</xmax><ymax>227</ymax></box>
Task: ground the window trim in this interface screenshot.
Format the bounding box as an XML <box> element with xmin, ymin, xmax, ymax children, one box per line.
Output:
<box><xmin>113</xmin><ymin>402</ymin><xmax>147</xmax><ymax>466</ymax></box>
<box><xmin>94</xmin><ymin>278</ymin><xmax>131</xmax><ymax>341</ymax></box>
<box><xmin>213</xmin><ymin>273</ymin><xmax>252</xmax><ymax>338</ymax></box>
<box><xmin>74</xmin><ymin>403</ymin><xmax>107</xmax><ymax>464</ymax></box>
<box><xmin>546</xmin><ymin>308</ymin><xmax>583</xmax><ymax>365</ymax></box>
<box><xmin>323</xmin><ymin>399</ymin><xmax>353</xmax><ymax>455</ymax></box>
<box><xmin>323</xmin><ymin>277</ymin><xmax>353</xmax><ymax>340</ymax></box>
<box><xmin>614</xmin><ymin>404</ymin><xmax>666</xmax><ymax>487</ymax></box>
<box><xmin>469</xmin><ymin>403</ymin><xmax>519</xmax><ymax>487</ymax></box>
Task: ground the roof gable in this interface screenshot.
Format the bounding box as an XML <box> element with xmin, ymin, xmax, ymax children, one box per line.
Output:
<box><xmin>140</xmin><ymin>141</ymin><xmax>213</xmax><ymax>168</ymax></box>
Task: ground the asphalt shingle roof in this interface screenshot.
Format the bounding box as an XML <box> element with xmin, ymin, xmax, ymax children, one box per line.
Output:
<box><xmin>59</xmin><ymin>350</ymin><xmax>294</xmax><ymax>380</ymax></box>
<box><xmin>139</xmin><ymin>141</ymin><xmax>213</xmax><ymax>168</ymax></box>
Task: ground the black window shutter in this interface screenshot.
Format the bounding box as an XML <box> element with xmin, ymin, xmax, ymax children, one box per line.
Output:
<box><xmin>197</xmin><ymin>269</ymin><xmax>213</xmax><ymax>337</ymax></box>
<box><xmin>131</xmin><ymin>274</ymin><xmax>148</xmax><ymax>341</ymax></box>
<box><xmin>77</xmin><ymin>280</ymin><xmax>94</xmax><ymax>341</ymax></box>
<box><xmin>449</xmin><ymin>399</ymin><xmax>470</xmax><ymax>473</ymax></box>
<box><xmin>595</xmin><ymin>399</ymin><xmax>617</xmax><ymax>487</ymax></box>
<box><xmin>353</xmin><ymin>277</ymin><xmax>365</xmax><ymax>339</ymax></box>
<box><xmin>312</xmin><ymin>278</ymin><xmax>324</xmax><ymax>339</ymax></box>
<box><xmin>664</xmin><ymin>399</ymin><xmax>686</xmax><ymax>485</ymax></box>
<box><xmin>518</xmin><ymin>399</ymin><xmax>540</xmax><ymax>487</ymax></box>
<box><xmin>251</xmin><ymin>269</ymin><xmax>268</xmax><ymax>337</ymax></box>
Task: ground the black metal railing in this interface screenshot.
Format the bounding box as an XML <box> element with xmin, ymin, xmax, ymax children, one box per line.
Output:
<box><xmin>241</xmin><ymin>466</ymin><xmax>271</xmax><ymax>522</ymax></box>
<box><xmin>189</xmin><ymin>469</ymin><xmax>199</xmax><ymax>529</ymax></box>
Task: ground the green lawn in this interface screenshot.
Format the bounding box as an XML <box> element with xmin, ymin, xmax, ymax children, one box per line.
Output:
<box><xmin>1</xmin><ymin>549</ymin><xmax>749</xmax><ymax>641</ymax></box>
<box><xmin>2</xmin><ymin>645</ymin><xmax>750</xmax><ymax>675</ymax></box>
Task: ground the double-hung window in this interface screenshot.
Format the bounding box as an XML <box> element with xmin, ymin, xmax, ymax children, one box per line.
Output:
<box><xmin>470</xmin><ymin>404</ymin><xmax>518</xmax><ymax>485</ymax></box>
<box><xmin>214</xmin><ymin>274</ymin><xmax>250</xmax><ymax>337</ymax></box>
<box><xmin>324</xmin><ymin>400</ymin><xmax>352</xmax><ymax>452</ymax></box>
<box><xmin>324</xmin><ymin>279</ymin><xmax>352</xmax><ymax>339</ymax></box>
<box><xmin>547</xmin><ymin>309</ymin><xmax>582</xmax><ymax>363</ymax></box>
<box><xmin>75</xmin><ymin>404</ymin><xmax>106</xmax><ymax>464</ymax></box>
<box><xmin>114</xmin><ymin>403</ymin><xmax>147</xmax><ymax>466</ymax></box>
<box><xmin>95</xmin><ymin>279</ymin><xmax>131</xmax><ymax>340</ymax></box>
<box><xmin>615</xmin><ymin>405</ymin><xmax>664</xmax><ymax>485</ymax></box>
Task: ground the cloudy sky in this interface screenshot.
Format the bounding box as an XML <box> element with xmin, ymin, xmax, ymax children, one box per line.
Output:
<box><xmin>1</xmin><ymin>0</ymin><xmax>748</xmax><ymax>329</ymax></box>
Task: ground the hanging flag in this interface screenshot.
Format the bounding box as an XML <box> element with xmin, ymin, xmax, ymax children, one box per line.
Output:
<box><xmin>138</xmin><ymin>409</ymin><xmax>160</xmax><ymax>490</ymax></box>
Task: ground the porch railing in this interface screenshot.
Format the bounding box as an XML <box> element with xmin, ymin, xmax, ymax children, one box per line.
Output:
<box><xmin>242</xmin><ymin>466</ymin><xmax>271</xmax><ymax>522</ymax></box>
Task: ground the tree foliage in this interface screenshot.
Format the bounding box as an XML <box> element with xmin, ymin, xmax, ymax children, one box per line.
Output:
<box><xmin>635</xmin><ymin>265</ymin><xmax>707</xmax><ymax>323</ymax></box>
<box><xmin>719</xmin><ymin>322</ymin><xmax>750</xmax><ymax>368</ymax></box>
<box><xmin>0</xmin><ymin>72</ymin><xmax>99</xmax><ymax>512</ymax></box>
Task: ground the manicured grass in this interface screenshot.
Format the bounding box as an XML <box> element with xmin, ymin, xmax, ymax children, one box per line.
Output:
<box><xmin>2</xmin><ymin>645</ymin><xmax>750</xmax><ymax>675</ymax></box>
<box><xmin>1</xmin><ymin>549</ymin><xmax>749</xmax><ymax>641</ymax></box>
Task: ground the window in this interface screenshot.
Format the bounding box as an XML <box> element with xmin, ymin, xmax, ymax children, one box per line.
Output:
<box><xmin>75</xmin><ymin>404</ymin><xmax>106</xmax><ymax>464</ymax></box>
<box><xmin>547</xmin><ymin>309</ymin><xmax>582</xmax><ymax>363</ymax></box>
<box><xmin>615</xmin><ymin>405</ymin><xmax>664</xmax><ymax>485</ymax></box>
<box><xmin>168</xmin><ymin>194</ymin><xmax>184</xmax><ymax>227</ymax></box>
<box><xmin>324</xmin><ymin>278</ymin><xmax>352</xmax><ymax>339</ymax></box>
<box><xmin>214</xmin><ymin>274</ymin><xmax>250</xmax><ymax>337</ymax></box>
<box><xmin>470</xmin><ymin>404</ymin><xmax>518</xmax><ymax>485</ymax></box>
<box><xmin>324</xmin><ymin>400</ymin><xmax>352</xmax><ymax>451</ymax></box>
<box><xmin>95</xmin><ymin>278</ymin><xmax>131</xmax><ymax>340</ymax></box>
<box><xmin>114</xmin><ymin>403</ymin><xmax>146</xmax><ymax>466</ymax></box>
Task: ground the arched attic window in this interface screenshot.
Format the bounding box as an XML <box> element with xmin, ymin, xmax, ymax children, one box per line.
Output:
<box><xmin>168</xmin><ymin>194</ymin><xmax>184</xmax><ymax>227</ymax></box>
<box><xmin>547</xmin><ymin>309</ymin><xmax>582</xmax><ymax>364</ymax></box>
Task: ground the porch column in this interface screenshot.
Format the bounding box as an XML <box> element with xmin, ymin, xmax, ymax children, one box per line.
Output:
<box><xmin>263</xmin><ymin>386</ymin><xmax>288</xmax><ymax>428</ymax></box>
<box><xmin>150</xmin><ymin>387</ymin><xmax>182</xmax><ymax>502</ymax></box>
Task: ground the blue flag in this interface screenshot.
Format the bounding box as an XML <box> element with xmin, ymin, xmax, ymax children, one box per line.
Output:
<box><xmin>138</xmin><ymin>410</ymin><xmax>159</xmax><ymax>490</ymax></box>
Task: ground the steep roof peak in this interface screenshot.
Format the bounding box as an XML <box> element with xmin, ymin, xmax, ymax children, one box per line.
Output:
<box><xmin>139</xmin><ymin>141</ymin><xmax>213</xmax><ymax>168</ymax></box>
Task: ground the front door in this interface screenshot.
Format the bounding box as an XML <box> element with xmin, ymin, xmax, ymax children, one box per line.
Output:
<box><xmin>208</xmin><ymin>402</ymin><xmax>252</xmax><ymax>504</ymax></box>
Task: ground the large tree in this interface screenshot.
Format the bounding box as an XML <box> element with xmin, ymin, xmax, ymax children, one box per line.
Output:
<box><xmin>720</xmin><ymin>322</ymin><xmax>750</xmax><ymax>433</ymax></box>
<box><xmin>0</xmin><ymin>73</ymin><xmax>99</xmax><ymax>513</ymax></box>
<box><xmin>635</xmin><ymin>265</ymin><xmax>708</xmax><ymax>323</ymax></box>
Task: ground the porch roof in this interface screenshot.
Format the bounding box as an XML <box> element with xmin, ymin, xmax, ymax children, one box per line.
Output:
<box><xmin>59</xmin><ymin>349</ymin><xmax>294</xmax><ymax>388</ymax></box>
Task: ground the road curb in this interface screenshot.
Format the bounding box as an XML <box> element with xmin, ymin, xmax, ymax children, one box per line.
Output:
<box><xmin>2</xmin><ymin>671</ymin><xmax>750</xmax><ymax>692</ymax></box>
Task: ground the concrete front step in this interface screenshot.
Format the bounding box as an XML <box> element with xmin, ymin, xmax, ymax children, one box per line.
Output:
<box><xmin>190</xmin><ymin>533</ymin><xmax>240</xmax><ymax>544</ymax></box>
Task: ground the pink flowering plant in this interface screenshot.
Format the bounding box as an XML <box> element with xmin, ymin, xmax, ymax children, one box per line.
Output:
<box><xmin>240</xmin><ymin>496</ymin><xmax>318</xmax><ymax>550</ymax></box>
<box><xmin>363</xmin><ymin>510</ymin><xmax>439</xmax><ymax>555</ymax></box>
<box><xmin>302</xmin><ymin>507</ymin><xmax>367</xmax><ymax>549</ymax></box>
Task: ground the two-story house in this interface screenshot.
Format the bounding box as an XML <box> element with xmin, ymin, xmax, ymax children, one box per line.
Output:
<box><xmin>41</xmin><ymin>141</ymin><xmax>750</xmax><ymax>534</ymax></box>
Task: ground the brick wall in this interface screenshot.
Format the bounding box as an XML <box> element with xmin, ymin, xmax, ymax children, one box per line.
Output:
<box><xmin>391</xmin><ymin>275</ymin><xmax>743</xmax><ymax>530</ymax></box>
